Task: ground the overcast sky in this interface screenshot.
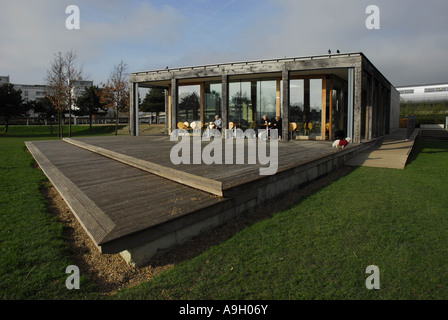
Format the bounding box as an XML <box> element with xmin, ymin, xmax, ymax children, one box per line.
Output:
<box><xmin>1</xmin><ymin>0</ymin><xmax>447</xmax><ymax>87</ymax></box>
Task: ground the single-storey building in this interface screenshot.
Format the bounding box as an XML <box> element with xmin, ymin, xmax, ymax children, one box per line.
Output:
<box><xmin>129</xmin><ymin>52</ymin><xmax>400</xmax><ymax>143</ymax></box>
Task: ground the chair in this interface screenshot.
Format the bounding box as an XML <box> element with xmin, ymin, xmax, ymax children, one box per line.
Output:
<box><xmin>289</xmin><ymin>122</ymin><xmax>297</xmax><ymax>140</ymax></box>
<box><xmin>190</xmin><ymin>121</ymin><xmax>202</xmax><ymax>130</ymax></box>
<box><xmin>177</xmin><ymin>122</ymin><xmax>185</xmax><ymax>130</ymax></box>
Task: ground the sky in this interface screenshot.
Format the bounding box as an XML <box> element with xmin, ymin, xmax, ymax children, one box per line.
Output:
<box><xmin>1</xmin><ymin>0</ymin><xmax>447</xmax><ymax>87</ymax></box>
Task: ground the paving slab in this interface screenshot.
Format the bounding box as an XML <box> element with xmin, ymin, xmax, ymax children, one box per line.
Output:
<box><xmin>345</xmin><ymin>129</ymin><xmax>418</xmax><ymax>169</ymax></box>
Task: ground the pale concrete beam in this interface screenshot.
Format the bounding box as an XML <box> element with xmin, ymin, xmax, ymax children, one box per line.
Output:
<box><xmin>353</xmin><ymin>66</ymin><xmax>363</xmax><ymax>143</ymax></box>
<box><xmin>171</xmin><ymin>78</ymin><xmax>178</xmax><ymax>132</ymax></box>
<box><xmin>134</xmin><ymin>82</ymin><xmax>139</xmax><ymax>136</ymax></box>
<box><xmin>130</xmin><ymin>81</ymin><xmax>136</xmax><ymax>136</ymax></box>
<box><xmin>367</xmin><ymin>75</ymin><xmax>374</xmax><ymax>140</ymax></box>
<box><xmin>130</xmin><ymin>54</ymin><xmax>363</xmax><ymax>83</ymax></box>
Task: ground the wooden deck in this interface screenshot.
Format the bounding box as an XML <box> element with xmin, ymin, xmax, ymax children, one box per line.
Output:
<box><xmin>26</xmin><ymin>135</ymin><xmax>379</xmax><ymax>266</ymax></box>
<box><xmin>26</xmin><ymin>140</ymin><xmax>226</xmax><ymax>252</ymax></box>
<box><xmin>63</xmin><ymin>136</ymin><xmax>339</xmax><ymax>191</ymax></box>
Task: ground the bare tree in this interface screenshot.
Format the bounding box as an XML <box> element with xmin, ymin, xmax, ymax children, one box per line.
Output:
<box><xmin>45</xmin><ymin>52</ymin><xmax>67</xmax><ymax>138</ymax></box>
<box><xmin>44</xmin><ymin>50</ymin><xmax>84</xmax><ymax>137</ymax></box>
<box><xmin>97</xmin><ymin>60</ymin><xmax>130</xmax><ymax>135</ymax></box>
<box><xmin>65</xmin><ymin>50</ymin><xmax>83</xmax><ymax>137</ymax></box>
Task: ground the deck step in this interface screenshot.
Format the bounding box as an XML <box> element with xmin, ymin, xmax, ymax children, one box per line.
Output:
<box><xmin>63</xmin><ymin>138</ymin><xmax>224</xmax><ymax>197</ymax></box>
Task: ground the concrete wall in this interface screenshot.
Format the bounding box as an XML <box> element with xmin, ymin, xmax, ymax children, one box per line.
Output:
<box><xmin>390</xmin><ymin>85</ymin><xmax>401</xmax><ymax>132</ymax></box>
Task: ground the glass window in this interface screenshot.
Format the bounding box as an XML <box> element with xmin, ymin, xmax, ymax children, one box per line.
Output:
<box><xmin>228</xmin><ymin>79</ymin><xmax>281</xmax><ymax>131</ymax></box>
<box><xmin>229</xmin><ymin>81</ymin><xmax>255</xmax><ymax>130</ymax></box>
<box><xmin>308</xmin><ymin>78</ymin><xmax>322</xmax><ymax>137</ymax></box>
<box><xmin>178</xmin><ymin>85</ymin><xmax>200</xmax><ymax>124</ymax></box>
<box><xmin>204</xmin><ymin>82</ymin><xmax>222</xmax><ymax>124</ymax></box>
<box><xmin>289</xmin><ymin>78</ymin><xmax>322</xmax><ymax>137</ymax></box>
<box><xmin>290</xmin><ymin>79</ymin><xmax>304</xmax><ymax>124</ymax></box>
<box><xmin>257</xmin><ymin>80</ymin><xmax>277</xmax><ymax>126</ymax></box>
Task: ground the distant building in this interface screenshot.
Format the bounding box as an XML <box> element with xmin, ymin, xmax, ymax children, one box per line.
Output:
<box><xmin>0</xmin><ymin>75</ymin><xmax>10</xmax><ymax>84</ymax></box>
<box><xmin>396</xmin><ymin>83</ymin><xmax>448</xmax><ymax>104</ymax></box>
<box><xmin>3</xmin><ymin>77</ymin><xmax>94</xmax><ymax>120</ymax></box>
<box><xmin>13</xmin><ymin>84</ymin><xmax>49</xmax><ymax>103</ymax></box>
<box><xmin>70</xmin><ymin>80</ymin><xmax>93</xmax><ymax>98</ymax></box>
<box><xmin>70</xmin><ymin>79</ymin><xmax>93</xmax><ymax>110</ymax></box>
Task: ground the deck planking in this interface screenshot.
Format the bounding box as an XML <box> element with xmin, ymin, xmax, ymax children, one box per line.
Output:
<box><xmin>26</xmin><ymin>135</ymin><xmax>379</xmax><ymax>263</ymax></box>
<box><xmin>26</xmin><ymin>140</ymin><xmax>225</xmax><ymax>252</ymax></box>
<box><xmin>63</xmin><ymin>136</ymin><xmax>342</xmax><ymax>191</ymax></box>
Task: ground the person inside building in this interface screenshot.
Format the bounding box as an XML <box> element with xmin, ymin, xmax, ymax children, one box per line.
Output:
<box><xmin>271</xmin><ymin>116</ymin><xmax>282</xmax><ymax>138</ymax></box>
<box><xmin>260</xmin><ymin>115</ymin><xmax>270</xmax><ymax>129</ymax></box>
<box><xmin>214</xmin><ymin>115</ymin><xmax>222</xmax><ymax>132</ymax></box>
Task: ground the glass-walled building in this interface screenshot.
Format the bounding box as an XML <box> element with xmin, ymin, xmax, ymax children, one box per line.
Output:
<box><xmin>130</xmin><ymin>52</ymin><xmax>400</xmax><ymax>143</ymax></box>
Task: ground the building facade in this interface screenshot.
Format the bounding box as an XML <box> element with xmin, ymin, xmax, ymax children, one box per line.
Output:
<box><xmin>129</xmin><ymin>52</ymin><xmax>399</xmax><ymax>143</ymax></box>
<box><xmin>1</xmin><ymin>77</ymin><xmax>94</xmax><ymax>119</ymax></box>
<box><xmin>396</xmin><ymin>83</ymin><xmax>448</xmax><ymax>104</ymax></box>
<box><xmin>0</xmin><ymin>75</ymin><xmax>10</xmax><ymax>84</ymax></box>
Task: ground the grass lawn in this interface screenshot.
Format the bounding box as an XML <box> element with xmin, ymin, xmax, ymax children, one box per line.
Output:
<box><xmin>0</xmin><ymin>125</ymin><xmax>124</xmax><ymax>299</ymax></box>
<box><xmin>1</xmin><ymin>125</ymin><xmax>447</xmax><ymax>300</ymax></box>
<box><xmin>113</xmin><ymin>138</ymin><xmax>448</xmax><ymax>300</ymax></box>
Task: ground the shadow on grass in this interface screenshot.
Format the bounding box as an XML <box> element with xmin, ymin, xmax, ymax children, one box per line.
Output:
<box><xmin>0</xmin><ymin>125</ymin><xmax>127</xmax><ymax>138</ymax></box>
<box><xmin>406</xmin><ymin>136</ymin><xmax>448</xmax><ymax>167</ymax></box>
<box><xmin>146</xmin><ymin>165</ymin><xmax>357</xmax><ymax>270</ymax></box>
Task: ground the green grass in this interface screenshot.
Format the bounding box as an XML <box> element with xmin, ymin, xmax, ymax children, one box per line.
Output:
<box><xmin>1</xmin><ymin>124</ymin><xmax>126</xmax><ymax>138</ymax></box>
<box><xmin>1</xmin><ymin>125</ymin><xmax>447</xmax><ymax>300</ymax></box>
<box><xmin>113</xmin><ymin>139</ymin><xmax>448</xmax><ymax>300</ymax></box>
<box><xmin>0</xmin><ymin>125</ymin><xmax>124</xmax><ymax>299</ymax></box>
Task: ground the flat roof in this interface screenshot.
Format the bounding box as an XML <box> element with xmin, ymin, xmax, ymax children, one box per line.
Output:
<box><xmin>132</xmin><ymin>52</ymin><xmax>364</xmax><ymax>76</ymax></box>
<box><xmin>396</xmin><ymin>82</ymin><xmax>448</xmax><ymax>89</ymax></box>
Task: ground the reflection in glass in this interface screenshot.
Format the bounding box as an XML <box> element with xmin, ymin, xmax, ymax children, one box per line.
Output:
<box><xmin>204</xmin><ymin>82</ymin><xmax>222</xmax><ymax>124</ymax></box>
<box><xmin>257</xmin><ymin>80</ymin><xmax>277</xmax><ymax>127</ymax></box>
<box><xmin>289</xmin><ymin>78</ymin><xmax>322</xmax><ymax>137</ymax></box>
<box><xmin>290</xmin><ymin>79</ymin><xmax>304</xmax><ymax>124</ymax></box>
<box><xmin>229</xmin><ymin>81</ymin><xmax>254</xmax><ymax>130</ymax></box>
<box><xmin>308</xmin><ymin>79</ymin><xmax>322</xmax><ymax>137</ymax></box>
<box><xmin>229</xmin><ymin>79</ymin><xmax>280</xmax><ymax>131</ymax></box>
<box><xmin>178</xmin><ymin>85</ymin><xmax>200</xmax><ymax>124</ymax></box>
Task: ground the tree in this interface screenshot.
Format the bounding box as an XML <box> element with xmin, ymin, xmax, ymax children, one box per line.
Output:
<box><xmin>44</xmin><ymin>50</ymin><xmax>84</xmax><ymax>138</ymax></box>
<box><xmin>97</xmin><ymin>60</ymin><xmax>130</xmax><ymax>135</ymax></box>
<box><xmin>0</xmin><ymin>83</ymin><xmax>25</xmax><ymax>132</ymax></box>
<box><xmin>141</xmin><ymin>88</ymin><xmax>165</xmax><ymax>123</ymax></box>
<box><xmin>32</xmin><ymin>96</ymin><xmax>57</xmax><ymax>134</ymax></box>
<box><xmin>74</xmin><ymin>86</ymin><xmax>107</xmax><ymax>130</ymax></box>
<box><xmin>179</xmin><ymin>92</ymin><xmax>200</xmax><ymax>122</ymax></box>
<box><xmin>45</xmin><ymin>52</ymin><xmax>68</xmax><ymax>138</ymax></box>
<box><xmin>65</xmin><ymin>50</ymin><xmax>84</xmax><ymax>137</ymax></box>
